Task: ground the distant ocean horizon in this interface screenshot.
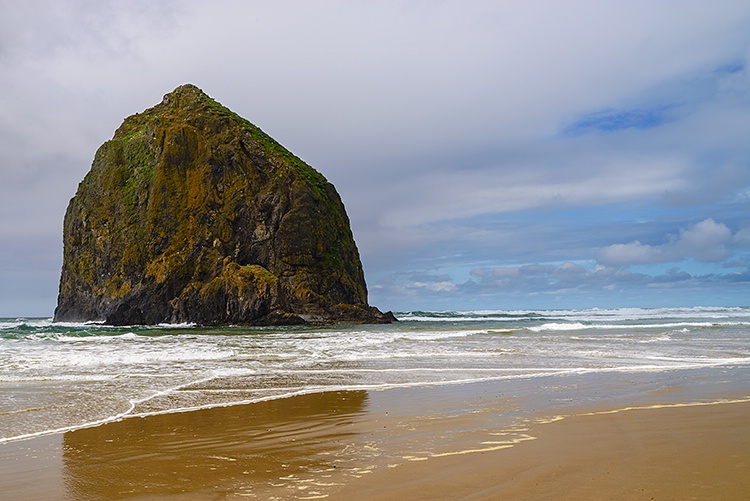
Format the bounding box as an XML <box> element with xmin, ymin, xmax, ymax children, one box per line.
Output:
<box><xmin>2</xmin><ymin>306</ymin><xmax>750</xmax><ymax>444</ymax></box>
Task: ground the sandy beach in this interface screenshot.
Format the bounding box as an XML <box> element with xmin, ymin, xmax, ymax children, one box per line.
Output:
<box><xmin>2</xmin><ymin>380</ymin><xmax>749</xmax><ymax>500</ymax></box>
<box><xmin>330</xmin><ymin>398</ymin><xmax>750</xmax><ymax>501</ymax></box>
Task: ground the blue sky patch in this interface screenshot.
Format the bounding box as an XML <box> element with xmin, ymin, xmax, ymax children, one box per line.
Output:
<box><xmin>714</xmin><ymin>61</ymin><xmax>745</xmax><ymax>75</ymax></box>
<box><xmin>565</xmin><ymin>105</ymin><xmax>673</xmax><ymax>135</ymax></box>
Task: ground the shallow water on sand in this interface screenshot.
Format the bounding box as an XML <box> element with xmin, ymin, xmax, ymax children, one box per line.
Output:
<box><xmin>3</xmin><ymin>370</ymin><xmax>749</xmax><ymax>501</ymax></box>
<box><xmin>2</xmin><ymin>307</ymin><xmax>750</xmax><ymax>444</ymax></box>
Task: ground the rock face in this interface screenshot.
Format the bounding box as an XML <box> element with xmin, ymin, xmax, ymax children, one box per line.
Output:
<box><xmin>54</xmin><ymin>84</ymin><xmax>395</xmax><ymax>326</ymax></box>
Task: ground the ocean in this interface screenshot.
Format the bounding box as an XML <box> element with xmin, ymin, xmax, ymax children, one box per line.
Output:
<box><xmin>2</xmin><ymin>306</ymin><xmax>750</xmax><ymax>444</ymax></box>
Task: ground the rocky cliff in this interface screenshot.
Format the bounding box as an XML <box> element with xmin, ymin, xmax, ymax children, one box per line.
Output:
<box><xmin>54</xmin><ymin>84</ymin><xmax>394</xmax><ymax>325</ymax></box>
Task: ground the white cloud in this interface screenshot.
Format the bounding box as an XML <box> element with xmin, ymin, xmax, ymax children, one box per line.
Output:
<box><xmin>675</xmin><ymin>218</ymin><xmax>733</xmax><ymax>260</ymax></box>
<box><xmin>597</xmin><ymin>218</ymin><xmax>734</xmax><ymax>266</ymax></box>
<box><xmin>4</xmin><ymin>1</ymin><xmax>750</xmax><ymax>313</ymax></box>
<box><xmin>377</xmin><ymin>149</ymin><xmax>688</xmax><ymax>227</ymax></box>
<box><xmin>596</xmin><ymin>241</ymin><xmax>672</xmax><ymax>267</ymax></box>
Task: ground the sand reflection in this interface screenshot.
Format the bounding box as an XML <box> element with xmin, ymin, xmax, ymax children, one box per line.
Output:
<box><xmin>62</xmin><ymin>391</ymin><xmax>368</xmax><ymax>500</ymax></box>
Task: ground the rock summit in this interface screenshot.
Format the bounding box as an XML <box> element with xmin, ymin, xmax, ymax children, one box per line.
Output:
<box><xmin>54</xmin><ymin>84</ymin><xmax>394</xmax><ymax>325</ymax></box>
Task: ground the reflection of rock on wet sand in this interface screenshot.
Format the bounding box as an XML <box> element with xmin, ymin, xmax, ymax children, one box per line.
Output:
<box><xmin>62</xmin><ymin>391</ymin><xmax>368</xmax><ymax>499</ymax></box>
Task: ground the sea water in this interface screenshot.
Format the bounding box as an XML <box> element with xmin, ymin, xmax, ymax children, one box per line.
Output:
<box><xmin>2</xmin><ymin>306</ymin><xmax>749</xmax><ymax>443</ymax></box>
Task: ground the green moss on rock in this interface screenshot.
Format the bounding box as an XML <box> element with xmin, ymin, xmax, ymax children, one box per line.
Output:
<box><xmin>54</xmin><ymin>84</ymin><xmax>395</xmax><ymax>326</ymax></box>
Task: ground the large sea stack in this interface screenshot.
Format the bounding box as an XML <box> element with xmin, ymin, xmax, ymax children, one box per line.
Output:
<box><xmin>54</xmin><ymin>84</ymin><xmax>394</xmax><ymax>326</ymax></box>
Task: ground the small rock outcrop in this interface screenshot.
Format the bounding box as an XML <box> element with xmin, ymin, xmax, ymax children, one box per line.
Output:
<box><xmin>54</xmin><ymin>84</ymin><xmax>395</xmax><ymax>325</ymax></box>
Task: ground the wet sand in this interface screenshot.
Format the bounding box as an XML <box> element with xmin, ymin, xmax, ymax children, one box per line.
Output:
<box><xmin>330</xmin><ymin>399</ymin><xmax>750</xmax><ymax>501</ymax></box>
<box><xmin>1</xmin><ymin>384</ymin><xmax>749</xmax><ymax>500</ymax></box>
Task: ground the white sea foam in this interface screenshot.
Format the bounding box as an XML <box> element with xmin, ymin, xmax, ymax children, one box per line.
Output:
<box><xmin>526</xmin><ymin>321</ymin><xmax>740</xmax><ymax>332</ymax></box>
<box><xmin>1</xmin><ymin>307</ymin><xmax>749</xmax><ymax>443</ymax></box>
<box><xmin>400</xmin><ymin>306</ymin><xmax>750</xmax><ymax>324</ymax></box>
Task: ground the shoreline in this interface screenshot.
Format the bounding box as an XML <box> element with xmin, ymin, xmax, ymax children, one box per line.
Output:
<box><xmin>1</xmin><ymin>380</ymin><xmax>749</xmax><ymax>500</ymax></box>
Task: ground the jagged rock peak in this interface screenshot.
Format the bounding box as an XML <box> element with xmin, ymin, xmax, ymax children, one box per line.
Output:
<box><xmin>54</xmin><ymin>84</ymin><xmax>395</xmax><ymax>326</ymax></box>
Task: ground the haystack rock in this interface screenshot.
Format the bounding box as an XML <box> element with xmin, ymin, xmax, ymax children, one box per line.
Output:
<box><xmin>54</xmin><ymin>84</ymin><xmax>395</xmax><ymax>326</ymax></box>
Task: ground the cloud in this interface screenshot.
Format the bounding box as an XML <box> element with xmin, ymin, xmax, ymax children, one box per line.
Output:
<box><xmin>732</xmin><ymin>225</ymin><xmax>750</xmax><ymax>244</ymax></box>
<box><xmin>596</xmin><ymin>241</ymin><xmax>671</xmax><ymax>267</ymax></box>
<box><xmin>349</xmin><ymin>52</ymin><xmax>750</xmax><ymax>238</ymax></box>
<box><xmin>596</xmin><ymin>219</ymin><xmax>734</xmax><ymax>266</ymax></box>
<box><xmin>4</xmin><ymin>1</ymin><xmax>750</xmax><ymax>314</ymax></box>
<box><xmin>375</xmin><ymin>148</ymin><xmax>689</xmax><ymax>228</ymax></box>
<box><xmin>371</xmin><ymin>272</ymin><xmax>457</xmax><ymax>298</ymax></box>
<box><xmin>371</xmin><ymin>259</ymin><xmax>750</xmax><ymax>311</ymax></box>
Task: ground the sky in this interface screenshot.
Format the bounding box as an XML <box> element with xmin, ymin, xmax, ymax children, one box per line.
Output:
<box><xmin>2</xmin><ymin>0</ymin><xmax>750</xmax><ymax>316</ymax></box>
